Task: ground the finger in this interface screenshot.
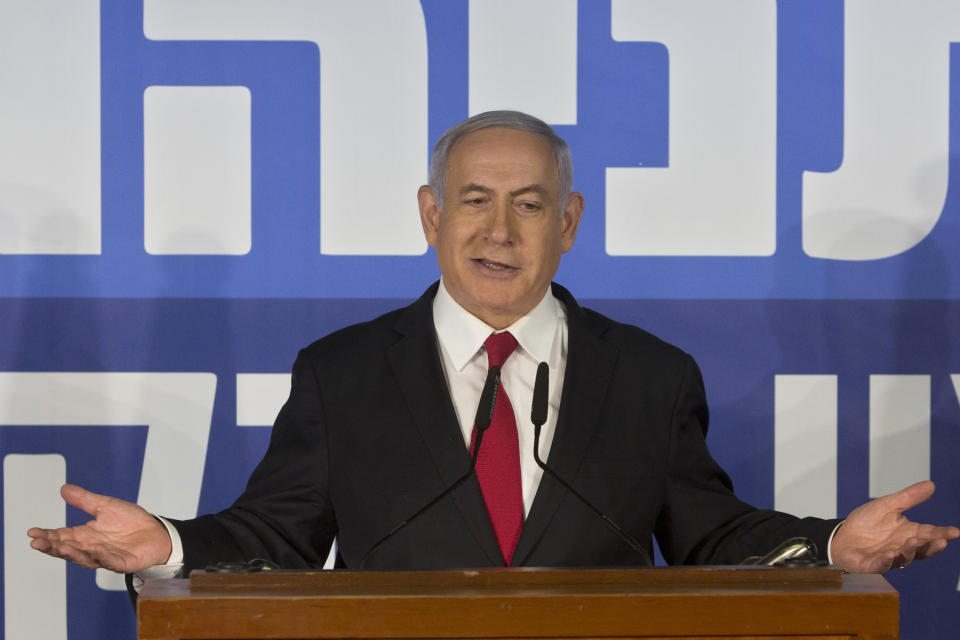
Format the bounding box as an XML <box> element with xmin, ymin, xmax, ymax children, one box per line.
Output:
<box><xmin>30</xmin><ymin>537</ymin><xmax>53</xmax><ymax>553</ymax></box>
<box><xmin>29</xmin><ymin>529</ymin><xmax>70</xmax><ymax>552</ymax></box>
<box><xmin>914</xmin><ymin>537</ymin><xmax>949</xmax><ymax>560</ymax></box>
<box><xmin>27</xmin><ymin>526</ymin><xmax>50</xmax><ymax>540</ymax></box>
<box><xmin>27</xmin><ymin>527</ymin><xmax>64</xmax><ymax>547</ymax></box>
<box><xmin>884</xmin><ymin>541</ymin><xmax>914</xmax><ymax>571</ymax></box>
<box><xmin>907</xmin><ymin>523</ymin><xmax>960</xmax><ymax>544</ymax></box>
<box><xmin>29</xmin><ymin>525</ymin><xmax>100</xmax><ymax>555</ymax></box>
<box><xmin>27</xmin><ymin>526</ymin><xmax>74</xmax><ymax>545</ymax></box>
<box><xmin>29</xmin><ymin>526</ymin><xmax>70</xmax><ymax>545</ymax></box>
<box><xmin>926</xmin><ymin>524</ymin><xmax>960</xmax><ymax>539</ymax></box>
<box><xmin>881</xmin><ymin>480</ymin><xmax>936</xmax><ymax>513</ymax></box>
<box><xmin>29</xmin><ymin>536</ymin><xmax>92</xmax><ymax>567</ymax></box>
<box><xmin>56</xmin><ymin>543</ymin><xmax>100</xmax><ymax>570</ymax></box>
<box><xmin>60</xmin><ymin>484</ymin><xmax>109</xmax><ymax>517</ymax></box>
<box><xmin>899</xmin><ymin>539</ymin><xmax>918</xmax><ymax>565</ymax></box>
<box><xmin>871</xmin><ymin>550</ymin><xmax>900</xmax><ymax>574</ymax></box>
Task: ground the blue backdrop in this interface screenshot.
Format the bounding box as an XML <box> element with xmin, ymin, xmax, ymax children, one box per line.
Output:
<box><xmin>1</xmin><ymin>1</ymin><xmax>958</xmax><ymax>638</ymax></box>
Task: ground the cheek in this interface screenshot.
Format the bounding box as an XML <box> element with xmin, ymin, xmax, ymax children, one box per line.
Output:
<box><xmin>448</xmin><ymin>223</ymin><xmax>488</xmax><ymax>258</ymax></box>
<box><xmin>438</xmin><ymin>216</ymin><xmax>470</xmax><ymax>242</ymax></box>
<box><xmin>435</xmin><ymin>227</ymin><xmax>472</xmax><ymax>271</ymax></box>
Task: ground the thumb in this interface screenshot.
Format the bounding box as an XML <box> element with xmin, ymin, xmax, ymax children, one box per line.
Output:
<box><xmin>881</xmin><ymin>480</ymin><xmax>936</xmax><ymax>513</ymax></box>
<box><xmin>60</xmin><ymin>484</ymin><xmax>110</xmax><ymax>517</ymax></box>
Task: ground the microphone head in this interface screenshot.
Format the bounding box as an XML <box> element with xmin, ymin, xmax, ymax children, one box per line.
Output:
<box><xmin>531</xmin><ymin>362</ymin><xmax>549</xmax><ymax>427</ymax></box>
<box><xmin>474</xmin><ymin>365</ymin><xmax>500</xmax><ymax>431</ymax></box>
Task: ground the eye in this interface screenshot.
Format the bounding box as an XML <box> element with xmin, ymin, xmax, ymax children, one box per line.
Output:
<box><xmin>463</xmin><ymin>196</ymin><xmax>487</xmax><ymax>207</ymax></box>
<box><xmin>517</xmin><ymin>200</ymin><xmax>542</xmax><ymax>214</ymax></box>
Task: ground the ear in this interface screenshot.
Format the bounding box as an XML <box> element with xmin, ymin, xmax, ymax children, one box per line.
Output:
<box><xmin>418</xmin><ymin>185</ymin><xmax>441</xmax><ymax>248</ymax></box>
<box><xmin>559</xmin><ymin>191</ymin><xmax>584</xmax><ymax>253</ymax></box>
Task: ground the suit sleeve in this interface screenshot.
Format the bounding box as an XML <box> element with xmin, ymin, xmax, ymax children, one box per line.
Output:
<box><xmin>654</xmin><ymin>353</ymin><xmax>840</xmax><ymax>565</ymax></box>
<box><xmin>171</xmin><ymin>348</ymin><xmax>338</xmax><ymax>574</ymax></box>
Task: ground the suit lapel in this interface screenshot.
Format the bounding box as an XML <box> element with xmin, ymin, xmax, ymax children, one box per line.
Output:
<box><xmin>387</xmin><ymin>284</ymin><xmax>503</xmax><ymax>566</ymax></box>
<box><xmin>512</xmin><ymin>285</ymin><xmax>619</xmax><ymax>565</ymax></box>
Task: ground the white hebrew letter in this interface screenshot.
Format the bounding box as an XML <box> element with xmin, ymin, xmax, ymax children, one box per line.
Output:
<box><xmin>774</xmin><ymin>375</ymin><xmax>838</xmax><ymax>519</ymax></box>
<box><xmin>802</xmin><ymin>0</ymin><xmax>960</xmax><ymax>260</ymax></box>
<box><xmin>469</xmin><ymin>0</ymin><xmax>578</xmax><ymax>124</ymax></box>
<box><xmin>236</xmin><ymin>373</ymin><xmax>290</xmax><ymax>427</ymax></box>
<box><xmin>607</xmin><ymin>0</ymin><xmax>776</xmax><ymax>256</ymax></box>
<box><xmin>144</xmin><ymin>86</ymin><xmax>252</xmax><ymax>255</ymax></box>
<box><xmin>0</xmin><ymin>0</ymin><xmax>100</xmax><ymax>254</ymax></box>
<box><xmin>144</xmin><ymin>0</ymin><xmax>428</xmax><ymax>255</ymax></box>
<box><xmin>0</xmin><ymin>373</ymin><xmax>217</xmax><ymax>590</ymax></box>
<box><xmin>869</xmin><ymin>375</ymin><xmax>930</xmax><ymax>498</ymax></box>
<box><xmin>4</xmin><ymin>455</ymin><xmax>67</xmax><ymax>640</ymax></box>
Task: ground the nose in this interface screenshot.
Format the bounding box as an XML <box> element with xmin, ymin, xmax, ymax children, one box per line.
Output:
<box><xmin>484</xmin><ymin>199</ymin><xmax>515</xmax><ymax>245</ymax></box>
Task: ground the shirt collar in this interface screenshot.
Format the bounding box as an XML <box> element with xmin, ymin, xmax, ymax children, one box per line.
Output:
<box><xmin>433</xmin><ymin>279</ymin><xmax>561</xmax><ymax>371</ymax></box>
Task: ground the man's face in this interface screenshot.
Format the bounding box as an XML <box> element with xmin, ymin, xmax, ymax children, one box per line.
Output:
<box><xmin>418</xmin><ymin>127</ymin><xmax>583</xmax><ymax>329</ymax></box>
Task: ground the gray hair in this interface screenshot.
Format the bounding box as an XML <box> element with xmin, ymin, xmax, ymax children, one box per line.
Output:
<box><xmin>427</xmin><ymin>110</ymin><xmax>574</xmax><ymax>209</ymax></box>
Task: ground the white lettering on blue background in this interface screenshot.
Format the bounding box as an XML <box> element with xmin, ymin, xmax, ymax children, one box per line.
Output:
<box><xmin>469</xmin><ymin>0</ymin><xmax>578</xmax><ymax>124</ymax></box>
<box><xmin>774</xmin><ymin>375</ymin><xmax>838</xmax><ymax>519</ymax></box>
<box><xmin>606</xmin><ymin>0</ymin><xmax>777</xmax><ymax>256</ymax></box>
<box><xmin>0</xmin><ymin>373</ymin><xmax>217</xmax><ymax>595</ymax></box>
<box><xmin>3</xmin><ymin>455</ymin><xmax>67</xmax><ymax>640</ymax></box>
<box><xmin>0</xmin><ymin>0</ymin><xmax>100</xmax><ymax>254</ymax></box>
<box><xmin>143</xmin><ymin>0</ymin><xmax>428</xmax><ymax>256</ymax></box>
<box><xmin>802</xmin><ymin>0</ymin><xmax>960</xmax><ymax>260</ymax></box>
<box><xmin>869</xmin><ymin>375</ymin><xmax>930</xmax><ymax>498</ymax></box>
<box><xmin>144</xmin><ymin>86</ymin><xmax>252</xmax><ymax>255</ymax></box>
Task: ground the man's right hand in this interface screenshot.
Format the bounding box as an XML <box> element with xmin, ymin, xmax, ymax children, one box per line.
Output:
<box><xmin>27</xmin><ymin>484</ymin><xmax>173</xmax><ymax>574</ymax></box>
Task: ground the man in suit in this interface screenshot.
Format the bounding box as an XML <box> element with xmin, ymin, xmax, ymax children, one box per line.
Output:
<box><xmin>29</xmin><ymin>111</ymin><xmax>957</xmax><ymax>577</ymax></box>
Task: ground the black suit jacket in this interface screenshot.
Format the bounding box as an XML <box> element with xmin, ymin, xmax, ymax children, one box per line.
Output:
<box><xmin>173</xmin><ymin>282</ymin><xmax>838</xmax><ymax>572</ymax></box>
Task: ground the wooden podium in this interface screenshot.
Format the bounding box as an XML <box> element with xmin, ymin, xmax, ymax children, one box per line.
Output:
<box><xmin>137</xmin><ymin>566</ymin><xmax>898</xmax><ymax>640</ymax></box>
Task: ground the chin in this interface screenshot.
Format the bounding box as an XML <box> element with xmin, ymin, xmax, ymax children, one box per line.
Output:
<box><xmin>476</xmin><ymin>291</ymin><xmax>521</xmax><ymax>310</ymax></box>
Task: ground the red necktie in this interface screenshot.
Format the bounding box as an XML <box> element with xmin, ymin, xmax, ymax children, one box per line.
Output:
<box><xmin>471</xmin><ymin>331</ymin><xmax>523</xmax><ymax>565</ymax></box>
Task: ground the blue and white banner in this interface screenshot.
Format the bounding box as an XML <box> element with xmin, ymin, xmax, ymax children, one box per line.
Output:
<box><xmin>1</xmin><ymin>1</ymin><xmax>959</xmax><ymax>638</ymax></box>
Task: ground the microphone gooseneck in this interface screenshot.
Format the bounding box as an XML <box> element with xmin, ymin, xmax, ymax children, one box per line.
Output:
<box><xmin>530</xmin><ymin>362</ymin><xmax>653</xmax><ymax>567</ymax></box>
<box><xmin>474</xmin><ymin>364</ymin><xmax>500</xmax><ymax>433</ymax></box>
<box><xmin>359</xmin><ymin>365</ymin><xmax>501</xmax><ymax>569</ymax></box>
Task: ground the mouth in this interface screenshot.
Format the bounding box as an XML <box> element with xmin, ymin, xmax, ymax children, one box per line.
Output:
<box><xmin>472</xmin><ymin>258</ymin><xmax>518</xmax><ymax>272</ymax></box>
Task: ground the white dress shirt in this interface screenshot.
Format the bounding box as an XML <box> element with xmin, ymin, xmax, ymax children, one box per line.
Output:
<box><xmin>432</xmin><ymin>279</ymin><xmax>567</xmax><ymax>516</ymax></box>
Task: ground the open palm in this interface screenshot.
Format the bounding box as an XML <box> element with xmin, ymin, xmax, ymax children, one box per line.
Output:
<box><xmin>27</xmin><ymin>484</ymin><xmax>172</xmax><ymax>574</ymax></box>
<box><xmin>831</xmin><ymin>481</ymin><xmax>959</xmax><ymax>573</ymax></box>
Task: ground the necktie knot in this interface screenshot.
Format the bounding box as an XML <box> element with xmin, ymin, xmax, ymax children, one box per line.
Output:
<box><xmin>484</xmin><ymin>332</ymin><xmax>518</xmax><ymax>368</ymax></box>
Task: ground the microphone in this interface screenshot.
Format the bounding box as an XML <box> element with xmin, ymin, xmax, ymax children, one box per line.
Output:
<box><xmin>474</xmin><ymin>364</ymin><xmax>500</xmax><ymax>433</ymax></box>
<box><xmin>741</xmin><ymin>537</ymin><xmax>821</xmax><ymax>566</ymax></box>
<box><xmin>359</xmin><ymin>365</ymin><xmax>501</xmax><ymax>568</ymax></box>
<box><xmin>530</xmin><ymin>362</ymin><xmax>653</xmax><ymax>567</ymax></box>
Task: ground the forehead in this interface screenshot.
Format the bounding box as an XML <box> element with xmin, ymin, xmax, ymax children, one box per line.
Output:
<box><xmin>445</xmin><ymin>127</ymin><xmax>559</xmax><ymax>190</ymax></box>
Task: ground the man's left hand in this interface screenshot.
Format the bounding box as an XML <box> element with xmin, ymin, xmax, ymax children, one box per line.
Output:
<box><xmin>831</xmin><ymin>480</ymin><xmax>959</xmax><ymax>573</ymax></box>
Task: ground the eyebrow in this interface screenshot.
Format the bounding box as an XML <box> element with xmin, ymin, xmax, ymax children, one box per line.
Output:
<box><xmin>509</xmin><ymin>185</ymin><xmax>548</xmax><ymax>198</ymax></box>
<box><xmin>459</xmin><ymin>183</ymin><xmax>493</xmax><ymax>197</ymax></box>
<box><xmin>458</xmin><ymin>183</ymin><xmax>548</xmax><ymax>198</ymax></box>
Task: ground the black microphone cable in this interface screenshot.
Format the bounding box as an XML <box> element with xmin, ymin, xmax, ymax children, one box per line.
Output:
<box><xmin>530</xmin><ymin>362</ymin><xmax>653</xmax><ymax>567</ymax></box>
<box><xmin>359</xmin><ymin>365</ymin><xmax>501</xmax><ymax>569</ymax></box>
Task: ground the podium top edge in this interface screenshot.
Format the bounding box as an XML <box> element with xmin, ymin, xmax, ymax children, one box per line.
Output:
<box><xmin>187</xmin><ymin>565</ymin><xmax>845</xmax><ymax>593</ymax></box>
